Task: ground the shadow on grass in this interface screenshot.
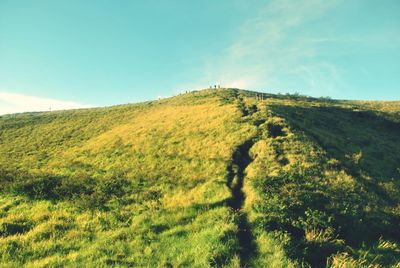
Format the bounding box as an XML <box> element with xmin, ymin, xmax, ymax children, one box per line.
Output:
<box><xmin>271</xmin><ymin>105</ymin><xmax>400</xmax><ymax>183</ymax></box>
<box><xmin>268</xmin><ymin>104</ymin><xmax>400</xmax><ymax>266</ymax></box>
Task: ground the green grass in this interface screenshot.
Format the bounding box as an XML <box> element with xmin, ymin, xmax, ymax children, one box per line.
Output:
<box><xmin>0</xmin><ymin>88</ymin><xmax>399</xmax><ymax>267</ymax></box>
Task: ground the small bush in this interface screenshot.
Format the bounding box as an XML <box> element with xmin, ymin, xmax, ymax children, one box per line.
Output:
<box><xmin>10</xmin><ymin>175</ymin><xmax>62</xmax><ymax>200</ymax></box>
<box><xmin>7</xmin><ymin>173</ymin><xmax>132</xmax><ymax>210</ymax></box>
<box><xmin>0</xmin><ymin>221</ymin><xmax>33</xmax><ymax>236</ymax></box>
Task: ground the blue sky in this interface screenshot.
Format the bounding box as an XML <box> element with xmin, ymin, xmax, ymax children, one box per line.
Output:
<box><xmin>0</xmin><ymin>0</ymin><xmax>399</xmax><ymax>114</ymax></box>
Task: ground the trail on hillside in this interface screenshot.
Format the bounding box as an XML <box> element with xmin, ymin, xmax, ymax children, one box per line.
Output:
<box><xmin>227</xmin><ymin>139</ymin><xmax>257</xmax><ymax>267</ymax></box>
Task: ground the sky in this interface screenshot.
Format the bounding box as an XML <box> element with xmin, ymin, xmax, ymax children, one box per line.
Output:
<box><xmin>0</xmin><ymin>0</ymin><xmax>399</xmax><ymax>114</ymax></box>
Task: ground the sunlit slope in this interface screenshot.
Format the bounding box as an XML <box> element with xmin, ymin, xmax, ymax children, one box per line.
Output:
<box><xmin>0</xmin><ymin>89</ymin><xmax>399</xmax><ymax>267</ymax></box>
<box><xmin>0</xmin><ymin>90</ymin><xmax>258</xmax><ymax>267</ymax></box>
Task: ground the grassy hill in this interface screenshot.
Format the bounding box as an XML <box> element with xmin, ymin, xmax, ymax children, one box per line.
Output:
<box><xmin>0</xmin><ymin>89</ymin><xmax>399</xmax><ymax>267</ymax></box>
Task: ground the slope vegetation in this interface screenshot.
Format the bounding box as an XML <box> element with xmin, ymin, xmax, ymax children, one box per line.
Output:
<box><xmin>0</xmin><ymin>89</ymin><xmax>399</xmax><ymax>267</ymax></box>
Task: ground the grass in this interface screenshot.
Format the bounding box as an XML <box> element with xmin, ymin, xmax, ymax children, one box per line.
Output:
<box><xmin>0</xmin><ymin>88</ymin><xmax>399</xmax><ymax>267</ymax></box>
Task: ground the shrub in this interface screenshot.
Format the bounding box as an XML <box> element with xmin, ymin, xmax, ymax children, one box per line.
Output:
<box><xmin>10</xmin><ymin>175</ymin><xmax>62</xmax><ymax>200</ymax></box>
<box><xmin>0</xmin><ymin>221</ymin><xmax>33</xmax><ymax>236</ymax></box>
<box><xmin>7</xmin><ymin>173</ymin><xmax>132</xmax><ymax>210</ymax></box>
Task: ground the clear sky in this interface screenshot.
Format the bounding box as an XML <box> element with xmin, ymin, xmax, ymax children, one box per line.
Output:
<box><xmin>0</xmin><ymin>0</ymin><xmax>399</xmax><ymax>114</ymax></box>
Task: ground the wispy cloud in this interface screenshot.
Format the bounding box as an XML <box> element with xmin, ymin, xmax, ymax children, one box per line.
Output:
<box><xmin>0</xmin><ymin>92</ymin><xmax>92</xmax><ymax>115</ymax></box>
<box><xmin>185</xmin><ymin>0</ymin><xmax>343</xmax><ymax>96</ymax></box>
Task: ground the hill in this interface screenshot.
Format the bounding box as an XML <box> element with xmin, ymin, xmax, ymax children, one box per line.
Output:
<box><xmin>0</xmin><ymin>89</ymin><xmax>399</xmax><ymax>267</ymax></box>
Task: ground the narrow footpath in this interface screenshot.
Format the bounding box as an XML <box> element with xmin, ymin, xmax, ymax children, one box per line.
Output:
<box><xmin>227</xmin><ymin>139</ymin><xmax>257</xmax><ymax>267</ymax></box>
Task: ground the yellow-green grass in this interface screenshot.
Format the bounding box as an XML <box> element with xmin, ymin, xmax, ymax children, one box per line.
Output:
<box><xmin>0</xmin><ymin>90</ymin><xmax>254</xmax><ymax>266</ymax></box>
<box><xmin>1</xmin><ymin>89</ymin><xmax>399</xmax><ymax>267</ymax></box>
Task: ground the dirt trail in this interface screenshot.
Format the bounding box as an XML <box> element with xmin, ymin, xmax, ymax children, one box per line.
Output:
<box><xmin>227</xmin><ymin>139</ymin><xmax>257</xmax><ymax>267</ymax></box>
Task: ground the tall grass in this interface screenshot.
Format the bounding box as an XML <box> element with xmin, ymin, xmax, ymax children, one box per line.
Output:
<box><xmin>1</xmin><ymin>89</ymin><xmax>399</xmax><ymax>266</ymax></box>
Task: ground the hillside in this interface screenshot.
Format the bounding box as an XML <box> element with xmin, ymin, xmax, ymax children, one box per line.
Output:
<box><xmin>0</xmin><ymin>89</ymin><xmax>399</xmax><ymax>267</ymax></box>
